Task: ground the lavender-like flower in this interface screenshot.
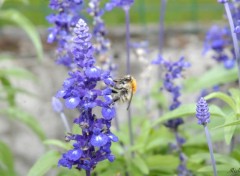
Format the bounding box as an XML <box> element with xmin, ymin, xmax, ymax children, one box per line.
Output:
<box><xmin>47</xmin><ymin>0</ymin><xmax>83</xmax><ymax>68</ymax></box>
<box><xmin>203</xmin><ymin>25</ymin><xmax>235</xmax><ymax>69</ymax></box>
<box><xmin>87</xmin><ymin>0</ymin><xmax>110</xmax><ymax>55</ymax></box>
<box><xmin>196</xmin><ymin>97</ymin><xmax>210</xmax><ymax>125</ymax></box>
<box><xmin>218</xmin><ymin>0</ymin><xmax>240</xmax><ymax>86</ymax></box>
<box><xmin>153</xmin><ymin>55</ymin><xmax>192</xmax><ymax>175</ymax></box>
<box><xmin>105</xmin><ymin>0</ymin><xmax>134</xmax><ymax>11</ymax></box>
<box><xmin>196</xmin><ymin>97</ymin><xmax>217</xmax><ymax>176</ymax></box>
<box><xmin>57</xmin><ymin>19</ymin><xmax>118</xmax><ymax>173</ymax></box>
<box><xmin>152</xmin><ymin>56</ymin><xmax>190</xmax><ymax>113</ymax></box>
<box><xmin>87</xmin><ymin>0</ymin><xmax>117</xmax><ymax>73</ymax></box>
<box><xmin>153</xmin><ymin>55</ymin><xmax>190</xmax><ymax>128</ymax></box>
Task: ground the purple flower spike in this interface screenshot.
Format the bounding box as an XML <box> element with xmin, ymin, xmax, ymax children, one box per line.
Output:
<box><xmin>196</xmin><ymin>97</ymin><xmax>210</xmax><ymax>125</ymax></box>
<box><xmin>57</xmin><ymin>19</ymin><xmax>117</xmax><ymax>171</ymax></box>
<box><xmin>47</xmin><ymin>0</ymin><xmax>83</xmax><ymax>68</ymax></box>
<box><xmin>153</xmin><ymin>55</ymin><xmax>190</xmax><ymax>129</ymax></box>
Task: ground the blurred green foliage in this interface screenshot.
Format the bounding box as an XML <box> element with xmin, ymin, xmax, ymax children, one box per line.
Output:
<box><xmin>1</xmin><ymin>0</ymin><xmax>224</xmax><ymax>26</ymax></box>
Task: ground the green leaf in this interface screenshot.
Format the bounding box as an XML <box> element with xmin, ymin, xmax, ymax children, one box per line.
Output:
<box><xmin>57</xmin><ymin>168</ymin><xmax>83</xmax><ymax>176</ymax></box>
<box><xmin>132</xmin><ymin>154</ymin><xmax>149</xmax><ymax>175</ymax></box>
<box><xmin>43</xmin><ymin>139</ymin><xmax>70</xmax><ymax>150</ymax></box>
<box><xmin>27</xmin><ymin>151</ymin><xmax>60</xmax><ymax>176</ymax></box>
<box><xmin>0</xmin><ymin>76</ymin><xmax>15</xmax><ymax>106</ymax></box>
<box><xmin>190</xmin><ymin>153</ymin><xmax>240</xmax><ymax>167</ymax></box>
<box><xmin>152</xmin><ymin>104</ymin><xmax>225</xmax><ymax>127</ymax></box>
<box><xmin>0</xmin><ymin>68</ymin><xmax>36</xmax><ymax>80</ymax></box>
<box><xmin>184</xmin><ymin>65</ymin><xmax>238</xmax><ymax>92</ymax></box>
<box><xmin>224</xmin><ymin>112</ymin><xmax>237</xmax><ymax>144</ymax></box>
<box><xmin>197</xmin><ymin>164</ymin><xmax>231</xmax><ymax>174</ymax></box>
<box><xmin>0</xmin><ymin>107</ymin><xmax>46</xmax><ymax>141</ymax></box>
<box><xmin>0</xmin><ymin>9</ymin><xmax>43</xmax><ymax>60</ymax></box>
<box><xmin>214</xmin><ymin>119</ymin><xmax>240</xmax><ymax>128</ymax></box>
<box><xmin>204</xmin><ymin>92</ymin><xmax>236</xmax><ymax>111</ymax></box>
<box><xmin>229</xmin><ymin>88</ymin><xmax>240</xmax><ymax>116</ymax></box>
<box><xmin>150</xmin><ymin>81</ymin><xmax>168</xmax><ymax>109</ymax></box>
<box><xmin>0</xmin><ymin>141</ymin><xmax>16</xmax><ymax>176</ymax></box>
<box><xmin>146</xmin><ymin>155</ymin><xmax>178</xmax><ymax>172</ymax></box>
<box><xmin>0</xmin><ymin>86</ymin><xmax>36</xmax><ymax>98</ymax></box>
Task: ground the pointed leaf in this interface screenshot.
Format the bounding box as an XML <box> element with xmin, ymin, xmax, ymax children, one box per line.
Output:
<box><xmin>214</xmin><ymin>119</ymin><xmax>240</xmax><ymax>129</ymax></box>
<box><xmin>224</xmin><ymin>112</ymin><xmax>237</xmax><ymax>144</ymax></box>
<box><xmin>27</xmin><ymin>151</ymin><xmax>60</xmax><ymax>176</ymax></box>
<box><xmin>146</xmin><ymin>155</ymin><xmax>178</xmax><ymax>172</ymax></box>
<box><xmin>204</xmin><ymin>92</ymin><xmax>236</xmax><ymax>111</ymax></box>
<box><xmin>152</xmin><ymin>104</ymin><xmax>225</xmax><ymax>127</ymax></box>
<box><xmin>197</xmin><ymin>164</ymin><xmax>231</xmax><ymax>174</ymax></box>
<box><xmin>0</xmin><ymin>141</ymin><xmax>16</xmax><ymax>176</ymax></box>
<box><xmin>0</xmin><ymin>68</ymin><xmax>36</xmax><ymax>80</ymax></box>
<box><xmin>190</xmin><ymin>153</ymin><xmax>240</xmax><ymax>167</ymax></box>
<box><xmin>184</xmin><ymin>65</ymin><xmax>237</xmax><ymax>92</ymax></box>
<box><xmin>0</xmin><ymin>76</ymin><xmax>15</xmax><ymax>106</ymax></box>
<box><xmin>132</xmin><ymin>154</ymin><xmax>149</xmax><ymax>175</ymax></box>
<box><xmin>43</xmin><ymin>139</ymin><xmax>70</xmax><ymax>150</ymax></box>
<box><xmin>0</xmin><ymin>107</ymin><xmax>46</xmax><ymax>141</ymax></box>
<box><xmin>0</xmin><ymin>9</ymin><xmax>43</xmax><ymax>60</ymax></box>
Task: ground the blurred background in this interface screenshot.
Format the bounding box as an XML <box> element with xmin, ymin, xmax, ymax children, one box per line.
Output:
<box><xmin>1</xmin><ymin>0</ymin><xmax>224</xmax><ymax>25</ymax></box>
<box><xmin>0</xmin><ymin>0</ymin><xmax>227</xmax><ymax>176</ymax></box>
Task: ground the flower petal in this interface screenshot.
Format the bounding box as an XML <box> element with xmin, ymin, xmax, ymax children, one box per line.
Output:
<box><xmin>90</xmin><ymin>133</ymin><xmax>108</xmax><ymax>147</ymax></box>
<box><xmin>102</xmin><ymin>107</ymin><xmax>116</xmax><ymax>120</ymax></box>
<box><xmin>65</xmin><ymin>97</ymin><xmax>80</xmax><ymax>109</ymax></box>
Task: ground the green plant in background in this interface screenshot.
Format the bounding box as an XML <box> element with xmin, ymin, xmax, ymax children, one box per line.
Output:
<box><xmin>0</xmin><ymin>0</ymin><xmax>45</xmax><ymax>175</ymax></box>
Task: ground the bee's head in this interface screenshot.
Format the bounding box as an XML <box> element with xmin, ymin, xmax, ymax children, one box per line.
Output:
<box><xmin>124</xmin><ymin>75</ymin><xmax>132</xmax><ymax>82</ymax></box>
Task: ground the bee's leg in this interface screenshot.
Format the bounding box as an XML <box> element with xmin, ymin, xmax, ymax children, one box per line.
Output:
<box><xmin>127</xmin><ymin>91</ymin><xmax>133</xmax><ymax>110</ymax></box>
<box><xmin>112</xmin><ymin>96</ymin><xmax>120</xmax><ymax>103</ymax></box>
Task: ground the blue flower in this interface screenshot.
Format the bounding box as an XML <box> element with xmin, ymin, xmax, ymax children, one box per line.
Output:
<box><xmin>57</xmin><ymin>19</ymin><xmax>118</xmax><ymax>171</ymax></box>
<box><xmin>153</xmin><ymin>55</ymin><xmax>191</xmax><ymax>175</ymax></box>
<box><xmin>105</xmin><ymin>0</ymin><xmax>134</xmax><ymax>11</ymax></box>
<box><xmin>218</xmin><ymin>0</ymin><xmax>229</xmax><ymax>3</ymax></box>
<box><xmin>153</xmin><ymin>55</ymin><xmax>190</xmax><ymax>114</ymax></box>
<box><xmin>203</xmin><ymin>25</ymin><xmax>235</xmax><ymax>69</ymax></box>
<box><xmin>196</xmin><ymin>97</ymin><xmax>210</xmax><ymax>125</ymax></box>
<box><xmin>47</xmin><ymin>0</ymin><xmax>83</xmax><ymax>68</ymax></box>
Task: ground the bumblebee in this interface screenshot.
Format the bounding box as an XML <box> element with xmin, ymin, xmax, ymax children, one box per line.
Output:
<box><xmin>111</xmin><ymin>75</ymin><xmax>137</xmax><ymax>110</ymax></box>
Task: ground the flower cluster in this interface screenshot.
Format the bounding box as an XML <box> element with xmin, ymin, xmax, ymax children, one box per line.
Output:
<box><xmin>153</xmin><ymin>55</ymin><xmax>192</xmax><ymax>175</ymax></box>
<box><xmin>203</xmin><ymin>25</ymin><xmax>235</xmax><ymax>69</ymax></box>
<box><xmin>196</xmin><ymin>97</ymin><xmax>210</xmax><ymax>126</ymax></box>
<box><xmin>218</xmin><ymin>0</ymin><xmax>229</xmax><ymax>3</ymax></box>
<box><xmin>152</xmin><ymin>56</ymin><xmax>190</xmax><ymax>108</ymax></box>
<box><xmin>47</xmin><ymin>0</ymin><xmax>83</xmax><ymax>68</ymax></box>
<box><xmin>153</xmin><ymin>55</ymin><xmax>190</xmax><ymax>129</ymax></box>
<box><xmin>87</xmin><ymin>0</ymin><xmax>117</xmax><ymax>73</ymax></box>
<box><xmin>57</xmin><ymin>19</ymin><xmax>118</xmax><ymax>171</ymax></box>
<box><xmin>87</xmin><ymin>0</ymin><xmax>110</xmax><ymax>55</ymax></box>
<box><xmin>105</xmin><ymin>0</ymin><xmax>134</xmax><ymax>11</ymax></box>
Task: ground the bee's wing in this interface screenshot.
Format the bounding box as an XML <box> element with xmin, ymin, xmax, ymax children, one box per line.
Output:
<box><xmin>127</xmin><ymin>90</ymin><xmax>133</xmax><ymax>110</ymax></box>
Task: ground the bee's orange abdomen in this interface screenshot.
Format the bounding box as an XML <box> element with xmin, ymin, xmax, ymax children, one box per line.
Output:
<box><xmin>131</xmin><ymin>78</ymin><xmax>137</xmax><ymax>93</ymax></box>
